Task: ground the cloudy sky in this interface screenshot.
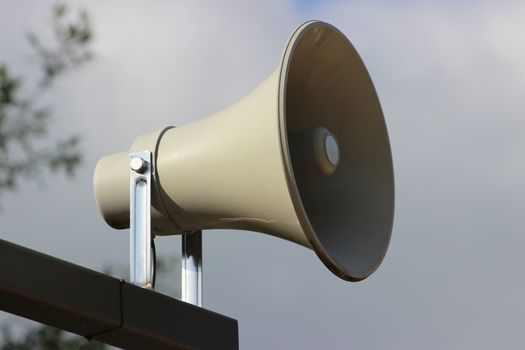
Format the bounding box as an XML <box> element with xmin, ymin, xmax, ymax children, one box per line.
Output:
<box><xmin>1</xmin><ymin>0</ymin><xmax>524</xmax><ymax>349</ymax></box>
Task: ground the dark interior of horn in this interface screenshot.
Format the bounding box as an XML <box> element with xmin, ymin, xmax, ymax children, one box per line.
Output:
<box><xmin>281</xmin><ymin>22</ymin><xmax>395</xmax><ymax>281</ymax></box>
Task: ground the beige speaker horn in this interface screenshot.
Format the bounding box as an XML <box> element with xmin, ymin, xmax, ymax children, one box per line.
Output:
<box><xmin>94</xmin><ymin>21</ymin><xmax>395</xmax><ymax>281</ymax></box>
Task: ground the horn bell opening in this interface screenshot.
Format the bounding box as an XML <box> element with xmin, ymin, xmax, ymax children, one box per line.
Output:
<box><xmin>279</xmin><ymin>21</ymin><xmax>395</xmax><ymax>281</ymax></box>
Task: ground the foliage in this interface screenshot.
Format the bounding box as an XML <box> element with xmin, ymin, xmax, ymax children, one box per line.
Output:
<box><xmin>0</xmin><ymin>3</ymin><xmax>92</xmax><ymax>193</ymax></box>
<box><xmin>0</xmin><ymin>325</ymin><xmax>106</xmax><ymax>350</ymax></box>
<box><xmin>0</xmin><ymin>3</ymin><xmax>105</xmax><ymax>349</ymax></box>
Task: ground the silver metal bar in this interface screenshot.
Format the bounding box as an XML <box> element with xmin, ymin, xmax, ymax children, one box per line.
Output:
<box><xmin>129</xmin><ymin>151</ymin><xmax>153</xmax><ymax>289</ymax></box>
<box><xmin>182</xmin><ymin>231</ymin><xmax>203</xmax><ymax>306</ymax></box>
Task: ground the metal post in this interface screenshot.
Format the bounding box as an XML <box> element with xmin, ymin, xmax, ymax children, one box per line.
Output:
<box><xmin>129</xmin><ymin>151</ymin><xmax>153</xmax><ymax>288</ymax></box>
<box><xmin>129</xmin><ymin>150</ymin><xmax>203</xmax><ymax>303</ymax></box>
<box><xmin>182</xmin><ymin>231</ymin><xmax>203</xmax><ymax>306</ymax></box>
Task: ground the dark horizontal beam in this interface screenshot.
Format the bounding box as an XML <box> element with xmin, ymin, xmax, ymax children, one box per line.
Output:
<box><xmin>0</xmin><ymin>239</ymin><xmax>238</xmax><ymax>350</ymax></box>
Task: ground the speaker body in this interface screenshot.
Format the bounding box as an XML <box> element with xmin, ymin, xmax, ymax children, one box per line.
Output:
<box><xmin>94</xmin><ymin>21</ymin><xmax>395</xmax><ymax>281</ymax></box>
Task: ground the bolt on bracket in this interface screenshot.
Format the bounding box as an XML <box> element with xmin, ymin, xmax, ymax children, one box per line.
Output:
<box><xmin>129</xmin><ymin>151</ymin><xmax>153</xmax><ymax>288</ymax></box>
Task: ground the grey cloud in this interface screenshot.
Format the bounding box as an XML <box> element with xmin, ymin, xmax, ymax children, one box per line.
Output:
<box><xmin>1</xmin><ymin>0</ymin><xmax>524</xmax><ymax>349</ymax></box>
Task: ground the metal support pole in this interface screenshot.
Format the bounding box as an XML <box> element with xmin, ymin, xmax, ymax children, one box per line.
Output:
<box><xmin>129</xmin><ymin>151</ymin><xmax>153</xmax><ymax>288</ymax></box>
<box><xmin>182</xmin><ymin>231</ymin><xmax>203</xmax><ymax>306</ymax></box>
<box><xmin>129</xmin><ymin>150</ymin><xmax>203</xmax><ymax>304</ymax></box>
